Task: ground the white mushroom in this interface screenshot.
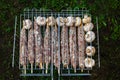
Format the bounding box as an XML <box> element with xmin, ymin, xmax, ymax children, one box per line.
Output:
<box><xmin>35</xmin><ymin>16</ymin><xmax>46</xmax><ymax>26</ymax></box>
<box><xmin>46</xmin><ymin>16</ymin><xmax>56</xmax><ymax>26</ymax></box>
<box><xmin>84</xmin><ymin>14</ymin><xmax>88</xmax><ymax>18</ymax></box>
<box><xmin>23</xmin><ymin>19</ymin><xmax>32</xmax><ymax>29</ymax></box>
<box><xmin>82</xmin><ymin>14</ymin><xmax>88</xmax><ymax>24</ymax></box>
<box><xmin>65</xmin><ymin>16</ymin><xmax>75</xmax><ymax>26</ymax></box>
<box><xmin>84</xmin><ymin>58</ymin><xmax>95</xmax><ymax>68</ymax></box>
<box><xmin>83</xmin><ymin>22</ymin><xmax>94</xmax><ymax>32</ymax></box>
<box><xmin>86</xmin><ymin>46</ymin><xmax>96</xmax><ymax>56</ymax></box>
<box><xmin>75</xmin><ymin>17</ymin><xmax>82</xmax><ymax>26</ymax></box>
<box><xmin>85</xmin><ymin>31</ymin><xmax>95</xmax><ymax>42</ymax></box>
<box><xmin>87</xmin><ymin>16</ymin><xmax>92</xmax><ymax>23</ymax></box>
<box><xmin>56</xmin><ymin>17</ymin><xmax>65</xmax><ymax>26</ymax></box>
<box><xmin>82</xmin><ymin>15</ymin><xmax>92</xmax><ymax>24</ymax></box>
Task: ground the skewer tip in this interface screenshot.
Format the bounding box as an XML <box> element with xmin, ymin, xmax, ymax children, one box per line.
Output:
<box><xmin>45</xmin><ymin>63</ymin><xmax>48</xmax><ymax>74</ymax></box>
<box><xmin>58</xmin><ymin>69</ymin><xmax>60</xmax><ymax>75</ymax></box>
<box><xmin>67</xmin><ymin>65</ymin><xmax>69</xmax><ymax>69</ymax></box>
<box><xmin>31</xmin><ymin>64</ymin><xmax>33</xmax><ymax>73</ymax></box>
<box><xmin>74</xmin><ymin>68</ymin><xmax>76</xmax><ymax>73</ymax></box>
<box><xmin>46</xmin><ymin>69</ymin><xmax>48</xmax><ymax>74</ymax></box>
<box><xmin>39</xmin><ymin>63</ymin><xmax>43</xmax><ymax>69</ymax></box>
<box><xmin>23</xmin><ymin>65</ymin><xmax>26</xmax><ymax>74</ymax></box>
<box><xmin>81</xmin><ymin>69</ymin><xmax>83</xmax><ymax>72</ymax></box>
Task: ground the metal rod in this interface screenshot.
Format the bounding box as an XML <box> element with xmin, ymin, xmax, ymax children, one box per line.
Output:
<box><xmin>19</xmin><ymin>14</ymin><xmax>22</xmax><ymax>69</ymax></box>
<box><xmin>19</xmin><ymin>15</ymin><xmax>22</xmax><ymax>33</ymax></box>
<box><xmin>51</xmin><ymin>12</ymin><xmax>54</xmax><ymax>80</ymax></box>
<box><xmin>26</xmin><ymin>12</ymin><xmax>29</xmax><ymax>70</ymax></box>
<box><xmin>12</xmin><ymin>16</ymin><xmax>17</xmax><ymax>68</ymax></box>
<box><xmin>20</xmin><ymin>68</ymin><xmax>46</xmax><ymax>70</ymax></box>
<box><xmin>35</xmin><ymin>9</ymin><xmax>37</xmax><ymax>69</ymax></box>
<box><xmin>20</xmin><ymin>73</ymin><xmax>50</xmax><ymax>76</ymax></box>
<box><xmin>42</xmin><ymin>9</ymin><xmax>45</xmax><ymax>74</ymax></box>
<box><xmin>23</xmin><ymin>9</ymin><xmax>28</xmax><ymax>73</ymax></box>
<box><xmin>19</xmin><ymin>67</ymin><xmax>92</xmax><ymax>72</ymax></box>
<box><xmin>58</xmin><ymin>13</ymin><xmax>61</xmax><ymax>80</ymax></box>
<box><xmin>89</xmin><ymin>14</ymin><xmax>93</xmax><ymax>70</ymax></box>
<box><xmin>61</xmin><ymin>73</ymin><xmax>91</xmax><ymax>76</ymax></box>
<box><xmin>30</xmin><ymin>8</ymin><xmax>34</xmax><ymax>74</ymax></box>
<box><xmin>96</xmin><ymin>17</ymin><xmax>100</xmax><ymax>67</ymax></box>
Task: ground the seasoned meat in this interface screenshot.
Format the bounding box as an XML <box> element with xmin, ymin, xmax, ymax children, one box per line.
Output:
<box><xmin>52</xmin><ymin>26</ymin><xmax>60</xmax><ymax>74</ymax></box>
<box><xmin>28</xmin><ymin>25</ymin><xmax>34</xmax><ymax>73</ymax></box>
<box><xmin>69</xmin><ymin>26</ymin><xmax>77</xmax><ymax>73</ymax></box>
<box><xmin>77</xmin><ymin>26</ymin><xmax>85</xmax><ymax>72</ymax></box>
<box><xmin>28</xmin><ymin>27</ymin><xmax>34</xmax><ymax>64</ymax></box>
<box><xmin>20</xmin><ymin>27</ymin><xmax>28</xmax><ymax>74</ymax></box>
<box><xmin>44</xmin><ymin>25</ymin><xmax>51</xmax><ymax>73</ymax></box>
<box><xmin>61</xmin><ymin>25</ymin><xmax>69</xmax><ymax>68</ymax></box>
<box><xmin>20</xmin><ymin>28</ymin><xmax>27</xmax><ymax>66</ymax></box>
<box><xmin>34</xmin><ymin>21</ymin><xmax>43</xmax><ymax>69</ymax></box>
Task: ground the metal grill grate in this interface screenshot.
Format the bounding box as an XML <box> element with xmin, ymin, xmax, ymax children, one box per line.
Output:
<box><xmin>12</xmin><ymin>8</ymin><xmax>100</xmax><ymax>80</ymax></box>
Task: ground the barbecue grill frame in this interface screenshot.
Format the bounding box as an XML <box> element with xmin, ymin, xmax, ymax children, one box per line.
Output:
<box><xmin>12</xmin><ymin>8</ymin><xmax>100</xmax><ymax>80</ymax></box>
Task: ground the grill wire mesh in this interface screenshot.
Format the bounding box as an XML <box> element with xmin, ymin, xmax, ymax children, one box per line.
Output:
<box><xmin>12</xmin><ymin>8</ymin><xmax>100</xmax><ymax>80</ymax></box>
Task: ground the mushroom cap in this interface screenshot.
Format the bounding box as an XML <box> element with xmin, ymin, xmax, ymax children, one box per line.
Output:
<box><xmin>65</xmin><ymin>16</ymin><xmax>75</xmax><ymax>26</ymax></box>
<box><xmin>86</xmin><ymin>46</ymin><xmax>96</xmax><ymax>56</ymax></box>
<box><xmin>35</xmin><ymin>16</ymin><xmax>46</xmax><ymax>26</ymax></box>
<box><xmin>84</xmin><ymin>14</ymin><xmax>88</xmax><ymax>18</ymax></box>
<box><xmin>85</xmin><ymin>31</ymin><xmax>95</xmax><ymax>43</ymax></box>
<box><xmin>75</xmin><ymin>17</ymin><xmax>82</xmax><ymax>26</ymax></box>
<box><xmin>82</xmin><ymin>15</ymin><xmax>92</xmax><ymax>24</ymax></box>
<box><xmin>82</xmin><ymin>14</ymin><xmax>88</xmax><ymax>24</ymax></box>
<box><xmin>83</xmin><ymin>22</ymin><xmax>94</xmax><ymax>32</ymax></box>
<box><xmin>56</xmin><ymin>17</ymin><xmax>65</xmax><ymax>26</ymax></box>
<box><xmin>82</xmin><ymin>18</ymin><xmax>88</xmax><ymax>24</ymax></box>
<box><xmin>87</xmin><ymin>16</ymin><xmax>92</xmax><ymax>23</ymax></box>
<box><xmin>46</xmin><ymin>16</ymin><xmax>56</xmax><ymax>26</ymax></box>
<box><xmin>23</xmin><ymin>19</ymin><xmax>32</xmax><ymax>29</ymax></box>
<box><xmin>84</xmin><ymin>58</ymin><xmax>95</xmax><ymax>68</ymax></box>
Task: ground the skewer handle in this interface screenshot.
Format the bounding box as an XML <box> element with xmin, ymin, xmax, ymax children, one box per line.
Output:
<box><xmin>46</xmin><ymin>63</ymin><xmax>48</xmax><ymax>74</ymax></box>
<box><xmin>23</xmin><ymin>65</ymin><xmax>26</xmax><ymax>74</ymax></box>
<box><xmin>31</xmin><ymin>63</ymin><xmax>33</xmax><ymax>73</ymax></box>
<box><xmin>67</xmin><ymin>65</ymin><xmax>68</xmax><ymax>69</ymax></box>
<box><xmin>58</xmin><ymin>69</ymin><xmax>60</xmax><ymax>75</ymax></box>
<box><xmin>81</xmin><ymin>69</ymin><xmax>83</xmax><ymax>72</ymax></box>
<box><xmin>74</xmin><ymin>68</ymin><xmax>76</xmax><ymax>73</ymax></box>
<box><xmin>39</xmin><ymin>62</ymin><xmax>43</xmax><ymax>69</ymax></box>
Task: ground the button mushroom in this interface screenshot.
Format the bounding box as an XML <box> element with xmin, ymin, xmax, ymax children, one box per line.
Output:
<box><xmin>82</xmin><ymin>15</ymin><xmax>92</xmax><ymax>24</ymax></box>
<box><xmin>35</xmin><ymin>16</ymin><xmax>46</xmax><ymax>26</ymax></box>
<box><xmin>23</xmin><ymin>19</ymin><xmax>32</xmax><ymax>29</ymax></box>
<box><xmin>86</xmin><ymin>46</ymin><xmax>96</xmax><ymax>56</ymax></box>
<box><xmin>75</xmin><ymin>17</ymin><xmax>82</xmax><ymax>27</ymax></box>
<box><xmin>85</xmin><ymin>31</ymin><xmax>95</xmax><ymax>43</ymax></box>
<box><xmin>46</xmin><ymin>16</ymin><xmax>56</xmax><ymax>26</ymax></box>
<box><xmin>84</xmin><ymin>58</ymin><xmax>95</xmax><ymax>68</ymax></box>
<box><xmin>56</xmin><ymin>17</ymin><xmax>65</xmax><ymax>26</ymax></box>
<box><xmin>65</xmin><ymin>16</ymin><xmax>75</xmax><ymax>27</ymax></box>
<box><xmin>83</xmin><ymin>22</ymin><xmax>94</xmax><ymax>32</ymax></box>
